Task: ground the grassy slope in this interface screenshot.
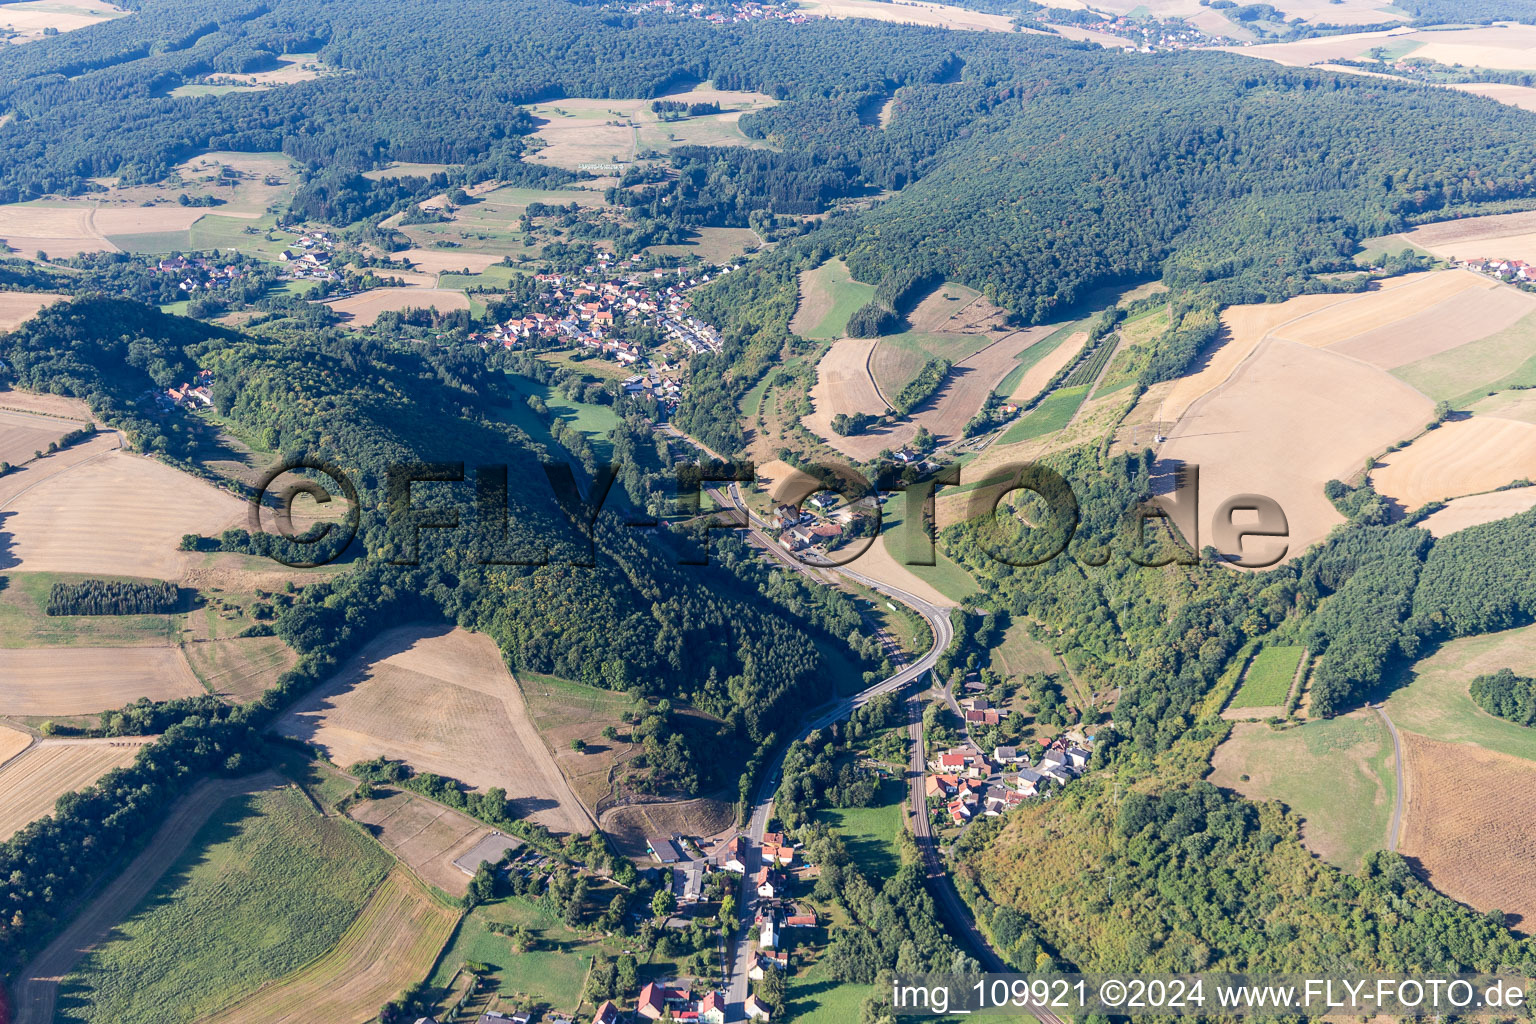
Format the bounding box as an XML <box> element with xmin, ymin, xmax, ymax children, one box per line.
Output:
<box><xmin>1382</xmin><ymin>621</ymin><xmax>1536</xmax><ymax>761</ymax></box>
<box><xmin>796</xmin><ymin>259</ymin><xmax>875</xmax><ymax>341</ymax></box>
<box><xmin>59</xmin><ymin>786</ymin><xmax>391</xmax><ymax>1024</ymax></box>
<box><xmin>998</xmin><ymin>385</ymin><xmax>1090</xmax><ymax>444</ymax></box>
<box><xmin>879</xmin><ymin>501</ymin><xmax>979</xmax><ymax>603</ymax></box>
<box><xmin>501</xmin><ymin>372</ymin><xmax>623</xmax><ymax>460</ymax></box>
<box><xmin>1212</xmin><ymin>713</ymin><xmax>1394</xmax><ymax>871</ymax></box>
<box><xmin>1393</xmin><ymin>308</ymin><xmax>1536</xmax><ymax>407</ymax></box>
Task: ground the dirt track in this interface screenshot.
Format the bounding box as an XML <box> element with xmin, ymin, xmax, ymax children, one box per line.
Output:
<box><xmin>10</xmin><ymin>772</ymin><xmax>283</xmax><ymax>1024</ymax></box>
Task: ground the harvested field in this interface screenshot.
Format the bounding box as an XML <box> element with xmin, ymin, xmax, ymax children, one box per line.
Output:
<box><xmin>1008</xmin><ymin>330</ymin><xmax>1087</xmax><ymax>404</ymax></box>
<box><xmin>1416</xmin><ymin>488</ymin><xmax>1536</xmax><ymax>538</ymax></box>
<box><xmin>1158</xmin><ymin>337</ymin><xmax>1432</xmax><ymax>559</ymax></box>
<box><xmin>798</xmin><ymin>0</ymin><xmax>1016</xmax><ymax>31</ymax></box>
<box><xmin>395</xmin><ymin>248</ymin><xmax>504</xmax><ymax>275</ymax></box>
<box><xmin>1222</xmin><ymin>27</ymin><xmax>1407</xmax><ymax>66</ymax></box>
<box><xmin>276</xmin><ymin>624</ymin><xmax>591</xmax><ymax>835</ymax></box>
<box><xmin>1209</xmin><ymin>710</ymin><xmax>1393</xmax><ymax>871</ymax></box>
<box><xmin>0</xmin><ymin>390</ymin><xmax>91</xmax><ymax>421</ymax></box>
<box><xmin>0</xmin><ymin>406</ymin><xmax>88</xmax><ymax>467</ymax></box>
<box><xmin>325</xmin><ymin>287</ymin><xmax>469</xmax><ymax>326</ymax></box>
<box><xmin>0</xmin><ymin>738</ymin><xmax>151</xmax><ymax>840</ymax></box>
<box><xmin>198</xmin><ymin>871</ymin><xmax>457</xmax><ymax>1024</ymax></box>
<box><xmin>0</xmin><ymin>202</ymin><xmax>212</xmax><ymax>257</ymax></box>
<box><xmin>0</xmin><ymin>446</ymin><xmax>245</xmax><ymax>578</ymax></box>
<box><xmin>791</xmin><ymin>259</ymin><xmax>875</xmax><ymax>341</ymax></box>
<box><xmin>1404</xmin><ymin>209</ymin><xmax>1536</xmax><ymax>262</ymax></box>
<box><xmin>1371</xmin><ymin>416</ymin><xmax>1536</xmax><ymax>510</ymax></box>
<box><xmin>175</xmin><ymin>54</ymin><xmax>335</xmax><ymax>95</ymax></box>
<box><xmin>0</xmin><ymin>0</ymin><xmax>125</xmax><ymax>43</ymax></box>
<box><xmin>0</xmin><ymin>724</ymin><xmax>31</xmax><ymax>764</ymax></box>
<box><xmin>1152</xmin><ymin>290</ymin><xmax>1369</xmax><ymax>425</ymax></box>
<box><xmin>348</xmin><ymin>790</ymin><xmax>488</xmax><ymax>897</ymax></box>
<box><xmin>185</xmin><ymin>636</ymin><xmax>299</xmax><ymax>704</ymax></box>
<box><xmin>519</xmin><ymin>673</ymin><xmax>638</xmax><ymax>816</ymax></box>
<box><xmin>1449</xmin><ymin>82</ymin><xmax>1536</xmax><ymax>113</ymax></box>
<box><xmin>9</xmin><ymin>772</ymin><xmax>283</xmax><ymax>1024</ymax></box>
<box><xmin>1092</xmin><ymin>0</ymin><xmax>1401</xmax><ymax>24</ymax></box>
<box><xmin>1393</xmin><ymin>308</ymin><xmax>1536</xmax><ymax>404</ymax></box>
<box><xmin>1326</xmin><ymin>282</ymin><xmax>1536</xmax><ymax>369</ymax></box>
<box><xmin>1412</xmin><ymin>25</ymin><xmax>1536</xmax><ymax>71</ymax></box>
<box><xmin>0</xmin><ymin>292</ymin><xmax>66</xmax><ymax>330</ymax></box>
<box><xmin>804</xmin><ymin>337</ymin><xmax>890</xmax><ymax>433</ymax></box>
<box><xmin>1273</xmin><ymin>270</ymin><xmax>1494</xmax><ymax>349</ymax></box>
<box><xmin>1398</xmin><ymin>731</ymin><xmax>1536</xmax><ymax>932</ymax></box>
<box><xmin>0</xmin><ymin>646</ymin><xmax>203</xmax><ymax>716</ymax></box>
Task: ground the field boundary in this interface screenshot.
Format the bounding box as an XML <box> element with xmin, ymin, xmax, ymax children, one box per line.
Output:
<box><xmin>9</xmin><ymin>771</ymin><xmax>283</xmax><ymax>1024</ymax></box>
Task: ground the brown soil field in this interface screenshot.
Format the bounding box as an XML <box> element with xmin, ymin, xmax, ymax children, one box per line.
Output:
<box><xmin>0</xmin><ymin>646</ymin><xmax>204</xmax><ymax>716</ymax></box>
<box><xmin>1273</xmin><ymin>270</ymin><xmax>1491</xmax><ymax>348</ymax></box>
<box><xmin>1450</xmin><ymin>82</ymin><xmax>1536</xmax><ymax>113</ymax></box>
<box><xmin>276</xmin><ymin>624</ymin><xmax>591</xmax><ymax>835</ymax></box>
<box><xmin>915</xmin><ymin>328</ymin><xmax>1054</xmax><ymax>435</ymax></box>
<box><xmin>0</xmin><ymin>292</ymin><xmax>66</xmax><ymax>331</ymax></box>
<box><xmin>1398</xmin><ymin>731</ymin><xmax>1536</xmax><ymax>933</ymax></box>
<box><xmin>0</xmin><ymin>445</ymin><xmax>246</xmax><ymax>578</ymax></box>
<box><xmin>1158</xmin><ymin>337</ymin><xmax>1432</xmax><ymax>559</ymax></box>
<box><xmin>0</xmin><ymin>738</ymin><xmax>152</xmax><ymax>840</ymax></box>
<box><xmin>1416</xmin><ymin>487</ymin><xmax>1536</xmax><ymax>538</ymax></box>
<box><xmin>347</xmin><ymin>790</ymin><xmax>488</xmax><ymax>897</ymax></box>
<box><xmin>1371</xmin><ymin>416</ymin><xmax>1536</xmax><ymax>510</ymax></box>
<box><xmin>325</xmin><ymin>287</ymin><xmax>469</xmax><ymax>326</ymax></box>
<box><xmin>0</xmin><ymin>406</ymin><xmax>88</xmax><ymax>466</ymax></box>
<box><xmin>601</xmin><ymin>797</ymin><xmax>738</xmax><ymax>859</ymax></box>
<box><xmin>1009</xmin><ymin>330</ymin><xmax>1087</xmax><ymax>404</ymax></box>
<box><xmin>1327</xmin><ymin>283</ymin><xmax>1536</xmax><ymax>369</ymax></box>
<box><xmin>0</xmin><ymin>0</ymin><xmax>124</xmax><ymax>42</ymax></box>
<box><xmin>9</xmin><ymin>771</ymin><xmax>283</xmax><ymax>1024</ymax></box>
<box><xmin>197</xmin><ymin>870</ymin><xmax>458</xmax><ymax>1024</ymax></box>
<box><xmin>797</xmin><ymin>0</ymin><xmax>1017</xmax><ymax>31</ymax></box>
<box><xmin>186</xmin><ymin>635</ymin><xmax>300</xmax><ymax>704</ymax></box>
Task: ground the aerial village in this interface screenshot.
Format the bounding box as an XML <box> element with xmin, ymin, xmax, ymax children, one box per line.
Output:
<box><xmin>624</xmin><ymin>0</ymin><xmax>809</xmax><ymax>25</ymax></box>
<box><xmin>471</xmin><ymin>262</ymin><xmax>735</xmax><ymax>411</ymax></box>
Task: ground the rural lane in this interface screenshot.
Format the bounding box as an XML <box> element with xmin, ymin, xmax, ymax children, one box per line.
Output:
<box><xmin>1374</xmin><ymin>706</ymin><xmax>1405</xmax><ymax>853</ymax></box>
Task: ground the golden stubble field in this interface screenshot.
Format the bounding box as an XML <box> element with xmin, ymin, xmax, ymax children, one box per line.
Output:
<box><xmin>0</xmin><ymin>646</ymin><xmax>204</xmax><ymax>716</ymax></box>
<box><xmin>276</xmin><ymin>624</ymin><xmax>592</xmax><ymax>835</ymax></box>
<box><xmin>0</xmin><ymin>437</ymin><xmax>246</xmax><ymax>578</ymax></box>
<box><xmin>197</xmin><ymin>871</ymin><xmax>458</xmax><ymax>1024</ymax></box>
<box><xmin>1140</xmin><ymin>271</ymin><xmax>1536</xmax><ymax>555</ymax></box>
<box><xmin>0</xmin><ymin>737</ymin><xmax>153</xmax><ymax>839</ymax></box>
<box><xmin>324</xmin><ymin>287</ymin><xmax>469</xmax><ymax>326</ymax></box>
<box><xmin>1399</xmin><ymin>731</ymin><xmax>1536</xmax><ymax>933</ymax></box>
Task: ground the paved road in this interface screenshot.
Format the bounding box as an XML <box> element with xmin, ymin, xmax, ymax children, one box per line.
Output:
<box><xmin>673</xmin><ymin>432</ymin><xmax>1055</xmax><ymax>1022</ymax></box>
<box><xmin>1374</xmin><ymin>706</ymin><xmax>1405</xmax><ymax>853</ymax></box>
